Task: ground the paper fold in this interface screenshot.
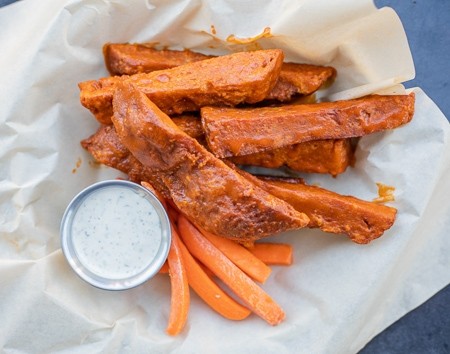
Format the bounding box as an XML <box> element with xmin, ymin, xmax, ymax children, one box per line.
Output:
<box><xmin>0</xmin><ymin>1</ymin><xmax>449</xmax><ymax>353</ymax></box>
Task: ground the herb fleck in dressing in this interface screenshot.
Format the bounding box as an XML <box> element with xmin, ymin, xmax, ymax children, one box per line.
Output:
<box><xmin>71</xmin><ymin>186</ymin><xmax>162</xmax><ymax>279</ymax></box>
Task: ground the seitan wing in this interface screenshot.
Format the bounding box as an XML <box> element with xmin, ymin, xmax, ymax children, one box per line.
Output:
<box><xmin>110</xmin><ymin>82</ymin><xmax>309</xmax><ymax>241</ymax></box>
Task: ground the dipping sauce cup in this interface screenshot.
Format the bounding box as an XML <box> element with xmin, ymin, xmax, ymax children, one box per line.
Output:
<box><xmin>60</xmin><ymin>180</ymin><xmax>171</xmax><ymax>290</ymax></box>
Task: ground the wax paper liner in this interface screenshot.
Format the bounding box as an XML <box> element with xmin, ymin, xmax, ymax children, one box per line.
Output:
<box><xmin>0</xmin><ymin>0</ymin><xmax>449</xmax><ymax>353</ymax></box>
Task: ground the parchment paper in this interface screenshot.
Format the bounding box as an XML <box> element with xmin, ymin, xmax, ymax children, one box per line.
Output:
<box><xmin>1</xmin><ymin>0</ymin><xmax>449</xmax><ymax>353</ymax></box>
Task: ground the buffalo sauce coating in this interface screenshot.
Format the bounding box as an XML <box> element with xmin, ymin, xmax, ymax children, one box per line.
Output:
<box><xmin>79</xmin><ymin>49</ymin><xmax>284</xmax><ymax>125</ymax></box>
<box><xmin>102</xmin><ymin>43</ymin><xmax>336</xmax><ymax>100</ymax></box>
<box><xmin>201</xmin><ymin>93</ymin><xmax>415</xmax><ymax>158</ymax></box>
<box><xmin>170</xmin><ymin>115</ymin><xmax>353</xmax><ymax>175</ymax></box>
<box><xmin>103</xmin><ymin>43</ymin><xmax>215</xmax><ymax>76</ymax></box>
<box><xmin>265</xmin><ymin>63</ymin><xmax>336</xmax><ymax>101</ymax></box>
<box><xmin>229</xmin><ymin>139</ymin><xmax>353</xmax><ymax>176</ymax></box>
<box><xmin>236</xmin><ymin>172</ymin><xmax>397</xmax><ymax>244</ymax></box>
<box><xmin>171</xmin><ymin>114</ymin><xmax>205</xmax><ymax>140</ymax></box>
<box><xmin>81</xmin><ymin>125</ymin><xmax>171</xmax><ymax>198</ymax></box>
<box><xmin>82</xmin><ymin>116</ymin><xmax>353</xmax><ymax>176</ymax></box>
<box><xmin>110</xmin><ymin>82</ymin><xmax>309</xmax><ymax>242</ymax></box>
<box><xmin>81</xmin><ymin>124</ymin><xmax>394</xmax><ymax>244</ymax></box>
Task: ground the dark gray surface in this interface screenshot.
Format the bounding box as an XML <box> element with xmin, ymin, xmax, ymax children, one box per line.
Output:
<box><xmin>1</xmin><ymin>0</ymin><xmax>449</xmax><ymax>353</ymax></box>
<box><xmin>375</xmin><ymin>0</ymin><xmax>450</xmax><ymax>121</ymax></box>
<box><xmin>362</xmin><ymin>1</ymin><xmax>450</xmax><ymax>353</ymax></box>
<box><xmin>360</xmin><ymin>285</ymin><xmax>450</xmax><ymax>354</ymax></box>
<box><xmin>0</xmin><ymin>0</ymin><xmax>17</xmax><ymax>7</ymax></box>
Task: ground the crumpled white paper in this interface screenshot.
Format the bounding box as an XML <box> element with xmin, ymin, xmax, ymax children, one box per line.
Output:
<box><xmin>0</xmin><ymin>0</ymin><xmax>449</xmax><ymax>353</ymax></box>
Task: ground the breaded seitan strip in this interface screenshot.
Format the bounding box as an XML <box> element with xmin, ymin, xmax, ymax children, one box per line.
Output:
<box><xmin>110</xmin><ymin>82</ymin><xmax>309</xmax><ymax>241</ymax></box>
<box><xmin>80</xmin><ymin>124</ymin><xmax>171</xmax><ymax>197</ymax></box>
<box><xmin>103</xmin><ymin>43</ymin><xmax>336</xmax><ymax>101</ymax></box>
<box><xmin>201</xmin><ymin>93</ymin><xmax>415</xmax><ymax>158</ymax></box>
<box><xmin>79</xmin><ymin>49</ymin><xmax>284</xmax><ymax>125</ymax></box>
<box><xmin>81</xmin><ymin>125</ymin><xmax>393</xmax><ymax>243</ymax></box>
<box><xmin>265</xmin><ymin>62</ymin><xmax>336</xmax><ymax>102</ymax></box>
<box><xmin>229</xmin><ymin>139</ymin><xmax>354</xmax><ymax>176</ymax></box>
<box><xmin>104</xmin><ymin>43</ymin><xmax>215</xmax><ymax>74</ymax></box>
<box><xmin>172</xmin><ymin>114</ymin><xmax>354</xmax><ymax>176</ymax></box>
<box><xmin>233</xmin><ymin>170</ymin><xmax>397</xmax><ymax>244</ymax></box>
<box><xmin>171</xmin><ymin>114</ymin><xmax>205</xmax><ymax>140</ymax></box>
<box><xmin>84</xmin><ymin>115</ymin><xmax>352</xmax><ymax>176</ymax></box>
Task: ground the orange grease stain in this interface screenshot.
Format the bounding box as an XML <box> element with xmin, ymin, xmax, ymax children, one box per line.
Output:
<box><xmin>373</xmin><ymin>183</ymin><xmax>395</xmax><ymax>203</ymax></box>
<box><xmin>72</xmin><ymin>157</ymin><xmax>82</xmax><ymax>174</ymax></box>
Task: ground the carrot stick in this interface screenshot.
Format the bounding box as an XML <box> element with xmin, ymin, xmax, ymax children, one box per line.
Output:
<box><xmin>158</xmin><ymin>261</ymin><xmax>169</xmax><ymax>274</ymax></box>
<box><xmin>247</xmin><ymin>243</ymin><xmax>293</xmax><ymax>266</ymax></box>
<box><xmin>199</xmin><ymin>228</ymin><xmax>272</xmax><ymax>283</ymax></box>
<box><xmin>141</xmin><ymin>181</ymin><xmax>180</xmax><ymax>225</ymax></box>
<box><xmin>167</xmin><ymin>206</ymin><xmax>179</xmax><ymax>224</ymax></box>
<box><xmin>177</xmin><ymin>234</ymin><xmax>251</xmax><ymax>321</ymax></box>
<box><xmin>166</xmin><ymin>225</ymin><xmax>190</xmax><ymax>336</ymax></box>
<box><xmin>177</xmin><ymin>215</ymin><xmax>285</xmax><ymax>326</ymax></box>
<box><xmin>141</xmin><ymin>181</ymin><xmax>167</xmax><ymax>209</ymax></box>
<box><xmin>198</xmin><ymin>261</ymin><xmax>215</xmax><ymax>279</ymax></box>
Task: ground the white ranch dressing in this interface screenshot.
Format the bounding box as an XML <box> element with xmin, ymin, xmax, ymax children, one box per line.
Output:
<box><xmin>71</xmin><ymin>186</ymin><xmax>162</xmax><ymax>279</ymax></box>
<box><xmin>61</xmin><ymin>180</ymin><xmax>171</xmax><ymax>290</ymax></box>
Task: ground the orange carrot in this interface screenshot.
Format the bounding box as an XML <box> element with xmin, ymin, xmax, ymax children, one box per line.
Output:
<box><xmin>167</xmin><ymin>198</ymin><xmax>181</xmax><ymax>213</ymax></box>
<box><xmin>248</xmin><ymin>243</ymin><xmax>293</xmax><ymax>266</ymax></box>
<box><xmin>198</xmin><ymin>261</ymin><xmax>215</xmax><ymax>279</ymax></box>
<box><xmin>200</xmin><ymin>228</ymin><xmax>272</xmax><ymax>283</ymax></box>
<box><xmin>166</xmin><ymin>225</ymin><xmax>190</xmax><ymax>336</ymax></box>
<box><xmin>167</xmin><ymin>206</ymin><xmax>180</xmax><ymax>224</ymax></box>
<box><xmin>159</xmin><ymin>261</ymin><xmax>169</xmax><ymax>274</ymax></box>
<box><xmin>141</xmin><ymin>181</ymin><xmax>180</xmax><ymax>225</ymax></box>
<box><xmin>177</xmin><ymin>235</ymin><xmax>251</xmax><ymax>321</ymax></box>
<box><xmin>177</xmin><ymin>215</ymin><xmax>285</xmax><ymax>326</ymax></box>
<box><xmin>141</xmin><ymin>181</ymin><xmax>167</xmax><ymax>209</ymax></box>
